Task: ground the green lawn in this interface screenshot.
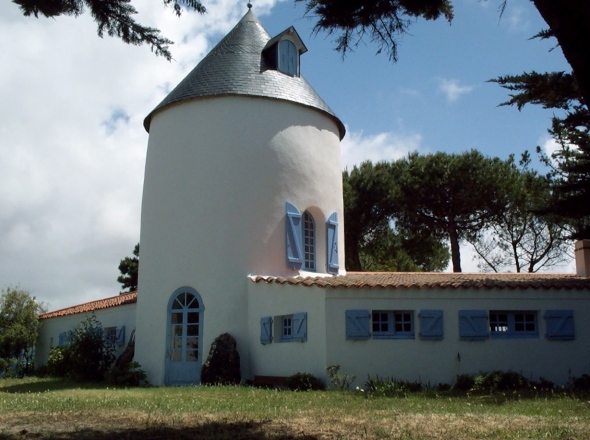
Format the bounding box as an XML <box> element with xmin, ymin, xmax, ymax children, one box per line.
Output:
<box><xmin>1</xmin><ymin>377</ymin><xmax>589</xmax><ymax>439</ymax></box>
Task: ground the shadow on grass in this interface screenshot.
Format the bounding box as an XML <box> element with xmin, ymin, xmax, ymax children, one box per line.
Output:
<box><xmin>0</xmin><ymin>378</ymin><xmax>109</xmax><ymax>394</ymax></box>
<box><xmin>0</xmin><ymin>420</ymin><xmax>319</xmax><ymax>440</ymax></box>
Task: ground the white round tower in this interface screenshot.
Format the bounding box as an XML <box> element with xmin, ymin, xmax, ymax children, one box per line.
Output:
<box><xmin>135</xmin><ymin>8</ymin><xmax>345</xmax><ymax>385</ymax></box>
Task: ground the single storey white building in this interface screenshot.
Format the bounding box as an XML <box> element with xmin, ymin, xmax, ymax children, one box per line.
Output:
<box><xmin>36</xmin><ymin>7</ymin><xmax>590</xmax><ymax>388</ymax></box>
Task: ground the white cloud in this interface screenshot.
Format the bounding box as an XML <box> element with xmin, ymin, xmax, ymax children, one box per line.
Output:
<box><xmin>0</xmin><ymin>0</ymin><xmax>282</xmax><ymax>310</ymax></box>
<box><xmin>341</xmin><ymin>126</ymin><xmax>427</xmax><ymax>170</ymax></box>
<box><xmin>437</xmin><ymin>78</ymin><xmax>474</xmax><ymax>102</ymax></box>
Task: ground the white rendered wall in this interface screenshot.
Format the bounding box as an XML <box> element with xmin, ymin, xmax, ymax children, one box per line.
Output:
<box><xmin>136</xmin><ymin>96</ymin><xmax>344</xmax><ymax>385</ymax></box>
<box><xmin>324</xmin><ymin>288</ymin><xmax>590</xmax><ymax>387</ymax></box>
<box><xmin>35</xmin><ymin>304</ymin><xmax>137</xmax><ymax>367</ymax></box>
<box><xmin>247</xmin><ymin>281</ymin><xmax>327</xmax><ymax>380</ymax></box>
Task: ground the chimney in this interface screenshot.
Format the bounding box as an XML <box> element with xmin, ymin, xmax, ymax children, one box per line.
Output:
<box><xmin>575</xmin><ymin>240</ymin><xmax>590</xmax><ymax>277</ymax></box>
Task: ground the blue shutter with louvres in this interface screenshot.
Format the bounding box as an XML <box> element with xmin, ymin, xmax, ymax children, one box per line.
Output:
<box><xmin>260</xmin><ymin>316</ymin><xmax>273</xmax><ymax>345</ymax></box>
<box><xmin>419</xmin><ymin>310</ymin><xmax>444</xmax><ymax>340</ymax></box>
<box><xmin>58</xmin><ymin>332</ymin><xmax>69</xmax><ymax>347</ymax></box>
<box><xmin>292</xmin><ymin>312</ymin><xmax>307</xmax><ymax>342</ymax></box>
<box><xmin>286</xmin><ymin>202</ymin><xmax>303</xmax><ymax>268</ymax></box>
<box><xmin>116</xmin><ymin>326</ymin><xmax>126</xmax><ymax>346</ymax></box>
<box><xmin>326</xmin><ymin>212</ymin><xmax>339</xmax><ymax>274</ymax></box>
<box><xmin>459</xmin><ymin>310</ymin><xmax>489</xmax><ymax>341</ymax></box>
<box><xmin>544</xmin><ymin>310</ymin><xmax>575</xmax><ymax>340</ymax></box>
<box><xmin>345</xmin><ymin>310</ymin><xmax>371</xmax><ymax>340</ymax></box>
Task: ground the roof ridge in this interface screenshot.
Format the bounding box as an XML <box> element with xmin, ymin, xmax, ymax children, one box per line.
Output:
<box><xmin>40</xmin><ymin>291</ymin><xmax>137</xmax><ymax>320</ymax></box>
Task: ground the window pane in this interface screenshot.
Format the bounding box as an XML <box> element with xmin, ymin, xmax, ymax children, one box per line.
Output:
<box><xmin>173</xmin><ymin>324</ymin><xmax>183</xmax><ymax>337</ymax></box>
<box><xmin>185</xmin><ymin>293</ymin><xmax>198</xmax><ymax>309</ymax></box>
<box><xmin>187</xmin><ymin>312</ymin><xmax>199</xmax><ymax>324</ymax></box>
<box><xmin>186</xmin><ymin>350</ymin><xmax>198</xmax><ymax>361</ymax></box>
<box><xmin>170</xmin><ymin>350</ymin><xmax>182</xmax><ymax>361</ymax></box>
<box><xmin>171</xmin><ymin>336</ymin><xmax>182</xmax><ymax>349</ymax></box>
<box><xmin>171</xmin><ymin>312</ymin><xmax>183</xmax><ymax>324</ymax></box>
<box><xmin>186</xmin><ymin>337</ymin><xmax>198</xmax><ymax>349</ymax></box>
<box><xmin>187</xmin><ymin>324</ymin><xmax>199</xmax><ymax>336</ymax></box>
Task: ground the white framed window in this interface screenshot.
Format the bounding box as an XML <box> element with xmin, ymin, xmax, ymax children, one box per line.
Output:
<box><xmin>372</xmin><ymin>310</ymin><xmax>414</xmax><ymax>339</ymax></box>
<box><xmin>489</xmin><ymin>311</ymin><xmax>538</xmax><ymax>338</ymax></box>
<box><xmin>303</xmin><ymin>211</ymin><xmax>316</xmax><ymax>271</ymax></box>
<box><xmin>272</xmin><ymin>312</ymin><xmax>308</xmax><ymax>343</ymax></box>
<box><xmin>104</xmin><ymin>326</ymin><xmax>117</xmax><ymax>345</ymax></box>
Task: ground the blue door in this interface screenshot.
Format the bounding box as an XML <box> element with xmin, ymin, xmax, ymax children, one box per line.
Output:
<box><xmin>165</xmin><ymin>287</ymin><xmax>203</xmax><ymax>385</ymax></box>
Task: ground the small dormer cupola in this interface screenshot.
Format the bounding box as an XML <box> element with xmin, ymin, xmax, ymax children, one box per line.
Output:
<box><xmin>263</xmin><ymin>27</ymin><xmax>308</xmax><ymax>77</ymax></box>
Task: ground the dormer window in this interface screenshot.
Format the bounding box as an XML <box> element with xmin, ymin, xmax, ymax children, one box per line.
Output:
<box><xmin>278</xmin><ymin>40</ymin><xmax>298</xmax><ymax>76</ymax></box>
<box><xmin>262</xmin><ymin>26</ymin><xmax>308</xmax><ymax>78</ymax></box>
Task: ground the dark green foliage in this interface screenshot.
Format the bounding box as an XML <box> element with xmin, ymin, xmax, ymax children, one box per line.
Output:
<box><xmin>297</xmin><ymin>0</ymin><xmax>453</xmax><ymax>61</ymax></box>
<box><xmin>364</xmin><ymin>375</ymin><xmax>422</xmax><ymax>396</ymax></box>
<box><xmin>393</xmin><ymin>150</ymin><xmax>517</xmax><ymax>272</ymax></box>
<box><xmin>118</xmin><ymin>243</ymin><xmax>139</xmax><ymax>293</ymax></box>
<box><xmin>568</xmin><ymin>374</ymin><xmax>590</xmax><ymax>391</ymax></box>
<box><xmin>12</xmin><ymin>0</ymin><xmax>206</xmax><ymax>61</ymax></box>
<box><xmin>343</xmin><ymin>161</ymin><xmax>449</xmax><ymax>272</ymax></box>
<box><xmin>469</xmin><ymin>154</ymin><xmax>573</xmax><ymax>273</ymax></box>
<box><xmin>0</xmin><ymin>287</ymin><xmax>46</xmax><ymax>375</ymax></box>
<box><xmin>47</xmin><ymin>315</ymin><xmax>115</xmax><ymax>382</ymax></box>
<box><xmin>106</xmin><ymin>361</ymin><xmax>148</xmax><ymax>387</ymax></box>
<box><xmin>326</xmin><ymin>364</ymin><xmax>356</xmax><ymax>390</ymax></box>
<box><xmin>454</xmin><ymin>371</ymin><xmax>550</xmax><ymax>393</ymax></box>
<box><xmin>492</xmin><ymin>57</ymin><xmax>590</xmax><ymax>239</ymax></box>
<box><xmin>285</xmin><ymin>372</ymin><xmax>325</xmax><ymax>391</ymax></box>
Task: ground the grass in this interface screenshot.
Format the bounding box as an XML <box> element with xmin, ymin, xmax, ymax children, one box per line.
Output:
<box><xmin>1</xmin><ymin>377</ymin><xmax>590</xmax><ymax>439</ymax></box>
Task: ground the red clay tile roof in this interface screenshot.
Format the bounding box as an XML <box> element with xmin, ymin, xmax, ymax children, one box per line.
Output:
<box><xmin>250</xmin><ymin>272</ymin><xmax>590</xmax><ymax>290</ymax></box>
<box><xmin>39</xmin><ymin>291</ymin><xmax>137</xmax><ymax>320</ymax></box>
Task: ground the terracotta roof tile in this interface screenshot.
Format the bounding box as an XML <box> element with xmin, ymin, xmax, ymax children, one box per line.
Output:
<box><xmin>39</xmin><ymin>292</ymin><xmax>137</xmax><ymax>320</ymax></box>
<box><xmin>250</xmin><ymin>272</ymin><xmax>590</xmax><ymax>290</ymax></box>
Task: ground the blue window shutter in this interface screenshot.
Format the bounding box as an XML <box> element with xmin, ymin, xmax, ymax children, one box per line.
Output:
<box><xmin>346</xmin><ymin>310</ymin><xmax>371</xmax><ymax>340</ymax></box>
<box><xmin>286</xmin><ymin>202</ymin><xmax>303</xmax><ymax>268</ymax></box>
<box><xmin>260</xmin><ymin>316</ymin><xmax>273</xmax><ymax>345</ymax></box>
<box><xmin>326</xmin><ymin>212</ymin><xmax>339</xmax><ymax>274</ymax></box>
<box><xmin>459</xmin><ymin>310</ymin><xmax>488</xmax><ymax>341</ymax></box>
<box><xmin>58</xmin><ymin>332</ymin><xmax>67</xmax><ymax>347</ymax></box>
<box><xmin>419</xmin><ymin>310</ymin><xmax>444</xmax><ymax>340</ymax></box>
<box><xmin>544</xmin><ymin>310</ymin><xmax>575</xmax><ymax>340</ymax></box>
<box><xmin>292</xmin><ymin>312</ymin><xmax>307</xmax><ymax>342</ymax></box>
<box><xmin>116</xmin><ymin>326</ymin><xmax>126</xmax><ymax>346</ymax></box>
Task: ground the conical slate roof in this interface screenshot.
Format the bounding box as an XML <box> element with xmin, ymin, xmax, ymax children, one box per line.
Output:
<box><xmin>143</xmin><ymin>9</ymin><xmax>345</xmax><ymax>138</ymax></box>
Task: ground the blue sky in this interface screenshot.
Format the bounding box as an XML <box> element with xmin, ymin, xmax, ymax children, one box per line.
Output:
<box><xmin>0</xmin><ymin>0</ymin><xmax>574</xmax><ymax>310</ymax></box>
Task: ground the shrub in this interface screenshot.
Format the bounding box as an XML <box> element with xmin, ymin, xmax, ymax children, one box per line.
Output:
<box><xmin>106</xmin><ymin>361</ymin><xmax>148</xmax><ymax>387</ymax></box>
<box><xmin>364</xmin><ymin>375</ymin><xmax>422</xmax><ymax>396</ymax></box>
<box><xmin>286</xmin><ymin>372</ymin><xmax>325</xmax><ymax>391</ymax></box>
<box><xmin>326</xmin><ymin>365</ymin><xmax>356</xmax><ymax>390</ymax></box>
<box><xmin>46</xmin><ymin>346</ymin><xmax>70</xmax><ymax>377</ymax></box>
<box><xmin>568</xmin><ymin>374</ymin><xmax>590</xmax><ymax>391</ymax></box>
<box><xmin>476</xmin><ymin>371</ymin><xmax>532</xmax><ymax>391</ymax></box>
<box><xmin>47</xmin><ymin>315</ymin><xmax>115</xmax><ymax>382</ymax></box>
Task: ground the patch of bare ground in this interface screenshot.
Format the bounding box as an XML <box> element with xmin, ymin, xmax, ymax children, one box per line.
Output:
<box><xmin>1</xmin><ymin>410</ymin><xmax>588</xmax><ymax>439</ymax></box>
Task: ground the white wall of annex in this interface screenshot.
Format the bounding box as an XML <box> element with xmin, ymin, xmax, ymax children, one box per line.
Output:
<box><xmin>325</xmin><ymin>288</ymin><xmax>590</xmax><ymax>387</ymax></box>
<box><xmin>136</xmin><ymin>96</ymin><xmax>343</xmax><ymax>385</ymax></box>
<box><xmin>247</xmin><ymin>281</ymin><xmax>327</xmax><ymax>381</ymax></box>
<box><xmin>35</xmin><ymin>304</ymin><xmax>137</xmax><ymax>367</ymax></box>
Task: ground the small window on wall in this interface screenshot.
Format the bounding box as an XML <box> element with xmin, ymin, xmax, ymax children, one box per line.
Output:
<box><xmin>275</xmin><ymin>312</ymin><xmax>307</xmax><ymax>343</ymax></box>
<box><xmin>372</xmin><ymin>310</ymin><xmax>414</xmax><ymax>339</ymax></box>
<box><xmin>104</xmin><ymin>326</ymin><xmax>126</xmax><ymax>346</ymax></box>
<box><xmin>489</xmin><ymin>311</ymin><xmax>538</xmax><ymax>338</ymax></box>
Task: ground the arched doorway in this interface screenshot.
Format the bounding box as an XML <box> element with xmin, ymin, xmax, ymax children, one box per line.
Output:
<box><xmin>165</xmin><ymin>287</ymin><xmax>204</xmax><ymax>385</ymax></box>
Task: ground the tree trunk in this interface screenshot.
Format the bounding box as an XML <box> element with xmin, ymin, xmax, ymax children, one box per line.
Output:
<box><xmin>345</xmin><ymin>236</ymin><xmax>363</xmax><ymax>271</ymax></box>
<box><xmin>532</xmin><ymin>0</ymin><xmax>590</xmax><ymax>109</ymax></box>
<box><xmin>449</xmin><ymin>222</ymin><xmax>462</xmax><ymax>272</ymax></box>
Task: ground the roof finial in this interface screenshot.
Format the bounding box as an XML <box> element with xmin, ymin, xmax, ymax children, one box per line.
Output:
<box><xmin>247</xmin><ymin>1</ymin><xmax>252</xmax><ymax>10</ymax></box>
